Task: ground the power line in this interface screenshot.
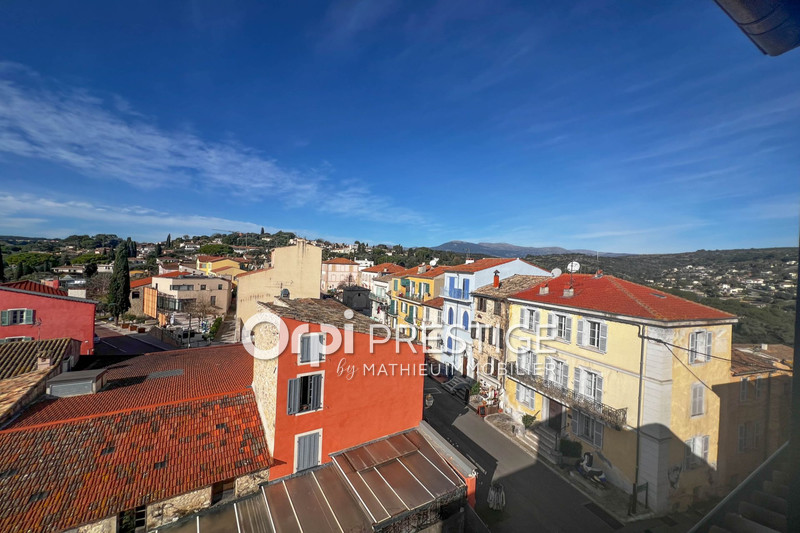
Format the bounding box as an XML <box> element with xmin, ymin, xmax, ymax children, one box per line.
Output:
<box><xmin>663</xmin><ymin>342</ymin><xmax>713</xmax><ymax>391</ymax></box>
<box><xmin>641</xmin><ymin>335</ymin><xmax>790</xmax><ymax>374</ymax></box>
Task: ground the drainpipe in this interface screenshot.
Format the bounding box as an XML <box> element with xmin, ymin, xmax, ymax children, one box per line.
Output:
<box><xmin>631</xmin><ymin>324</ymin><xmax>646</xmax><ymax>515</ymax></box>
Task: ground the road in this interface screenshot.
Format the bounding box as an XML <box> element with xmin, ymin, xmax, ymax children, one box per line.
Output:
<box><xmin>424</xmin><ymin>376</ymin><xmax>619</xmax><ymax>533</ymax></box>
<box><xmin>75</xmin><ymin>323</ymin><xmax>170</xmax><ymax>370</ymax></box>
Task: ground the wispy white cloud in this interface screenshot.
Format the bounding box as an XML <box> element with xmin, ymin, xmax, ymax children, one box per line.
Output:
<box><xmin>0</xmin><ymin>62</ymin><xmax>421</xmax><ymax>224</ymax></box>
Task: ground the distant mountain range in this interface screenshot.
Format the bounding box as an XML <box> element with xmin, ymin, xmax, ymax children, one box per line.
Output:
<box><xmin>432</xmin><ymin>241</ymin><xmax>631</xmax><ymax>258</ymax></box>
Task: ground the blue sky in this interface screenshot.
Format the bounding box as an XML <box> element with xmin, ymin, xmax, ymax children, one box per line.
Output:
<box><xmin>0</xmin><ymin>1</ymin><xmax>798</xmax><ymax>253</ymax></box>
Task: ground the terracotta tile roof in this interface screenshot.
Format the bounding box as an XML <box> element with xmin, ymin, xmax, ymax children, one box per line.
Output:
<box><xmin>196</xmin><ymin>255</ymin><xmax>224</xmax><ymax>262</ymax></box>
<box><xmin>260</xmin><ymin>299</ymin><xmax>408</xmax><ymax>340</ymax></box>
<box><xmin>323</xmin><ymin>257</ymin><xmax>359</xmax><ymax>265</ymax></box>
<box><xmin>0</xmin><ymin>390</ymin><xmax>269</xmax><ymax>532</ymax></box>
<box><xmin>0</xmin><ymin>369</ymin><xmax>50</xmax><ymax>424</ymax></box>
<box><xmin>1</xmin><ymin>281</ymin><xmax>67</xmax><ymax>297</ymax></box>
<box><xmin>211</xmin><ymin>266</ymin><xmax>245</xmax><ymax>274</ymax></box>
<box><xmin>361</xmin><ymin>263</ymin><xmax>405</xmax><ymax>274</ymax></box>
<box><xmin>131</xmin><ymin>271</ymin><xmax>183</xmax><ymax>289</ymax></box>
<box><xmin>421</xmin><ymin>297</ymin><xmax>444</xmax><ymax>309</ymax></box>
<box><xmin>473</xmin><ymin>275</ymin><xmax>551</xmax><ymax>299</ymax></box>
<box><xmin>375</xmin><ymin>265</ymin><xmax>423</xmax><ymax>283</ymax></box>
<box><xmin>0</xmin><ymin>338</ymin><xmax>72</xmax><ymax>380</ymax></box>
<box><xmin>410</xmin><ymin>266</ymin><xmax>448</xmax><ymax>279</ymax></box>
<box><xmin>731</xmin><ymin>344</ymin><xmax>794</xmax><ymax>375</ymax></box>
<box><xmin>9</xmin><ymin>344</ymin><xmax>255</xmax><ymax>428</ymax></box>
<box><xmin>443</xmin><ymin>258</ymin><xmax>515</xmax><ymax>273</ymax></box>
<box><xmin>511</xmin><ymin>274</ymin><xmax>737</xmax><ymax>322</ymax></box>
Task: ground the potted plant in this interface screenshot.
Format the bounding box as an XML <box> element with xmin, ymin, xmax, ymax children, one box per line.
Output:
<box><xmin>559</xmin><ymin>438</ymin><xmax>583</xmax><ymax>466</ymax></box>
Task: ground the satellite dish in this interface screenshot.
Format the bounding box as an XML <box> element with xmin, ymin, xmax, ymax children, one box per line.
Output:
<box><xmin>551</xmin><ymin>268</ymin><xmax>562</xmax><ymax>277</ymax></box>
<box><xmin>566</xmin><ymin>261</ymin><xmax>581</xmax><ymax>273</ymax></box>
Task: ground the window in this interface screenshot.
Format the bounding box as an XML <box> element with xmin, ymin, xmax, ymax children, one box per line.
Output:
<box><xmin>754</xmin><ymin>376</ymin><xmax>762</xmax><ymax>398</ymax></box>
<box><xmin>462</xmin><ymin>311</ymin><xmax>469</xmax><ymax>330</ymax></box>
<box><xmin>578</xmin><ymin>319</ymin><xmax>607</xmax><ymax>352</ymax></box>
<box><xmin>448</xmin><ymin>308</ymin><xmax>454</xmax><ymax>325</ymax></box>
<box><xmin>1</xmin><ymin>309</ymin><xmax>34</xmax><ymax>326</ymax></box>
<box><xmin>553</xmin><ymin>314</ymin><xmax>571</xmax><ymax>342</ymax></box>
<box><xmin>691</xmin><ymin>383</ymin><xmax>705</xmax><ymax>416</ymax></box>
<box><xmin>574</xmin><ymin>368</ymin><xmax>603</xmax><ymax>403</ymax></box>
<box><xmin>200</xmin><ymin>284</ymin><xmax>206</xmax><ymax>290</ymax></box>
<box><xmin>520</xmin><ymin>308</ymin><xmax>538</xmax><ymax>331</ymax></box>
<box><xmin>487</xmin><ymin>327</ymin><xmax>493</xmax><ymax>346</ymax></box>
<box><xmin>740</xmin><ymin>377</ymin><xmax>749</xmax><ymax>402</ymax></box>
<box><xmin>689</xmin><ymin>331</ymin><xmax>712</xmax><ymax>363</ymax></box>
<box><xmin>117</xmin><ymin>505</ymin><xmax>146</xmax><ymax>533</ymax></box>
<box><xmin>545</xmin><ymin>357</ymin><xmax>568</xmax><ymax>388</ymax></box>
<box><xmin>489</xmin><ymin>357</ymin><xmax>499</xmax><ymax>378</ymax></box>
<box><xmin>518</xmin><ymin>350</ymin><xmax>536</xmax><ymax>374</ymax></box>
<box><xmin>211</xmin><ymin>478</ymin><xmax>235</xmax><ymax>504</ymax></box>
<box><xmin>684</xmin><ymin>436</ymin><xmax>709</xmax><ymax>469</ymax></box>
<box><xmin>287</xmin><ymin>374</ymin><xmax>323</xmax><ymax>414</ymax></box>
<box><xmin>493</xmin><ymin>301</ymin><xmax>501</xmax><ymax>316</ymax></box>
<box><xmin>218</xmin><ymin>284</ymin><xmax>223</xmax><ymax>290</ymax></box>
<box><xmin>477</xmin><ymin>298</ymin><xmax>487</xmax><ymax>312</ymax></box>
<box><xmin>516</xmin><ymin>384</ymin><xmax>535</xmax><ymax>409</ymax></box>
<box><xmin>394</xmin><ymin>280</ymin><xmax>398</xmax><ymax>291</ymax></box>
<box><xmin>131</xmin><ymin>291</ymin><xmax>140</xmax><ymax>299</ymax></box>
<box><xmin>210</xmin><ymin>295</ymin><xmax>216</xmax><ymax>306</ymax></box>
<box><xmin>299</xmin><ymin>333</ymin><xmax>325</xmax><ymax>364</ymax></box>
<box><xmin>572</xmin><ymin>410</ymin><xmax>603</xmax><ymax>447</ymax></box>
<box><xmin>296</xmin><ymin>431</ymin><xmax>321</xmax><ymax>472</ymax></box>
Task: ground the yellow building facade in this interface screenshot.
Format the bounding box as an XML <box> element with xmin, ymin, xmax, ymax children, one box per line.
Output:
<box><xmin>388</xmin><ymin>265</ymin><xmax>446</xmax><ymax>338</ymax></box>
<box><xmin>502</xmin><ymin>273</ymin><xmax>737</xmax><ymax>513</ymax></box>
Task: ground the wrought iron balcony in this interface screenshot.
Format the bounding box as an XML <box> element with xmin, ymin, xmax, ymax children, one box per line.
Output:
<box><xmin>506</xmin><ymin>364</ymin><xmax>628</xmax><ymax>430</ymax></box>
<box><xmin>369</xmin><ymin>292</ymin><xmax>389</xmax><ymax>304</ymax></box>
<box><xmin>398</xmin><ymin>291</ymin><xmax>429</xmax><ymax>303</ymax></box>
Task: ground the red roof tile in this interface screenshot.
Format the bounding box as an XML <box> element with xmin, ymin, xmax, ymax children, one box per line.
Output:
<box><xmin>131</xmin><ymin>271</ymin><xmax>183</xmax><ymax>289</ymax></box>
<box><xmin>196</xmin><ymin>255</ymin><xmax>224</xmax><ymax>262</ymax></box>
<box><xmin>361</xmin><ymin>263</ymin><xmax>405</xmax><ymax>274</ymax></box>
<box><xmin>323</xmin><ymin>257</ymin><xmax>359</xmax><ymax>265</ymax></box>
<box><xmin>1</xmin><ymin>281</ymin><xmax>67</xmax><ymax>297</ymax></box>
<box><xmin>421</xmin><ymin>297</ymin><xmax>444</xmax><ymax>309</ymax></box>
<box><xmin>0</xmin><ymin>391</ymin><xmax>269</xmax><ymax>532</ymax></box>
<box><xmin>10</xmin><ymin>344</ymin><xmax>255</xmax><ymax>428</ymax></box>
<box><xmin>443</xmin><ymin>258</ymin><xmax>515</xmax><ymax>273</ymax></box>
<box><xmin>512</xmin><ymin>274</ymin><xmax>737</xmax><ymax>322</ymax></box>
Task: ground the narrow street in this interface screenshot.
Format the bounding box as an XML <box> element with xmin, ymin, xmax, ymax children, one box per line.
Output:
<box><xmin>75</xmin><ymin>323</ymin><xmax>172</xmax><ymax>370</ymax></box>
<box><xmin>423</xmin><ymin>376</ymin><xmax>617</xmax><ymax>532</ymax></box>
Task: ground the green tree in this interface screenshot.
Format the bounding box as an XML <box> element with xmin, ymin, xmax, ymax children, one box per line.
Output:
<box><xmin>84</xmin><ymin>262</ymin><xmax>98</xmax><ymax>278</ymax></box>
<box><xmin>155</xmin><ymin>243</ymin><xmax>163</xmax><ymax>257</ymax></box>
<box><xmin>166</xmin><ymin>233</ymin><xmax>172</xmax><ymax>248</ymax></box>
<box><xmin>0</xmin><ymin>245</ymin><xmax>5</xmax><ymax>282</ymax></box>
<box><xmin>198</xmin><ymin>243</ymin><xmax>234</xmax><ymax>255</ymax></box>
<box><xmin>107</xmin><ymin>247</ymin><xmax>131</xmax><ymax>322</ymax></box>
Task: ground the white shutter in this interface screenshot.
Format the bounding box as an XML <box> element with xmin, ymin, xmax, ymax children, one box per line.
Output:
<box><xmin>689</xmin><ymin>332</ymin><xmax>697</xmax><ymax>364</ymax></box>
<box><xmin>593</xmin><ymin>420</ymin><xmax>603</xmax><ymax>448</ymax></box>
<box><xmin>519</xmin><ymin>308</ymin><xmax>526</xmax><ymax>327</ymax></box>
<box><xmin>547</xmin><ymin>312</ymin><xmax>554</xmax><ymax>337</ymax></box>
<box><xmin>702</xmin><ymin>435</ymin><xmax>709</xmax><ymax>462</ymax></box>
<box><xmin>545</xmin><ymin>356</ymin><xmax>553</xmax><ymax>382</ymax></box>
<box><xmin>571</xmin><ymin>410</ymin><xmax>579</xmax><ymax>434</ymax></box>
<box><xmin>573</xmin><ymin>367</ymin><xmax>582</xmax><ymax>395</ymax></box>
<box><xmin>560</xmin><ymin>362</ymin><xmax>569</xmax><ymax>388</ymax></box>
<box><xmin>517</xmin><ymin>351</ymin><xmax>527</xmax><ymax>374</ymax></box>
<box><xmin>317</xmin><ymin>333</ymin><xmax>326</xmax><ymax>363</ymax></box>
<box><xmin>577</xmin><ymin>319</ymin><xmax>584</xmax><ymax>346</ymax></box>
<box><xmin>0</xmin><ymin>310</ymin><xmax>8</xmax><ymax>326</ymax></box>
<box><xmin>516</xmin><ymin>383</ymin><xmax>523</xmax><ymax>403</ymax></box>
<box><xmin>23</xmin><ymin>309</ymin><xmax>34</xmax><ymax>325</ymax></box>
<box><xmin>599</xmin><ymin>323</ymin><xmax>607</xmax><ymax>352</ymax></box>
<box><xmin>685</xmin><ymin>439</ymin><xmax>694</xmax><ymax>468</ymax></box>
<box><xmin>595</xmin><ymin>375</ymin><xmax>603</xmax><ymax>404</ymax></box>
<box><xmin>565</xmin><ymin>316</ymin><xmax>572</xmax><ymax>342</ymax></box>
<box><xmin>533</xmin><ymin>309</ymin><xmax>539</xmax><ymax>333</ymax></box>
<box><xmin>705</xmin><ymin>331</ymin><xmax>712</xmax><ymax>362</ymax></box>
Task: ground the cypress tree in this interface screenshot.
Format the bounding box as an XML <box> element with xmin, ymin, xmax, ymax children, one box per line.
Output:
<box><xmin>155</xmin><ymin>243</ymin><xmax>162</xmax><ymax>257</ymax></box>
<box><xmin>0</xmin><ymin>245</ymin><xmax>5</xmax><ymax>282</ymax></box>
<box><xmin>108</xmin><ymin>247</ymin><xmax>131</xmax><ymax>321</ymax></box>
<box><xmin>166</xmin><ymin>233</ymin><xmax>171</xmax><ymax>248</ymax></box>
<box><xmin>14</xmin><ymin>263</ymin><xmax>22</xmax><ymax>280</ymax></box>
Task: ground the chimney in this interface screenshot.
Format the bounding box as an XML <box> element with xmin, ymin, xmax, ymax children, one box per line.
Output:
<box><xmin>465</xmin><ymin>259</ymin><xmax>474</xmax><ymax>265</ymax></box>
<box><xmin>493</xmin><ymin>270</ymin><xmax>500</xmax><ymax>288</ymax></box>
<box><xmin>539</xmin><ymin>283</ymin><xmax>549</xmax><ymax>295</ymax></box>
<box><xmin>37</xmin><ymin>354</ymin><xmax>51</xmax><ymax>371</ymax></box>
<box><xmin>418</xmin><ymin>265</ymin><xmax>428</xmax><ymax>274</ymax></box>
<box><xmin>594</xmin><ymin>269</ymin><xmax>603</xmax><ymax>278</ymax></box>
<box><xmin>563</xmin><ymin>287</ymin><xmax>574</xmax><ymax>298</ymax></box>
<box><xmin>761</xmin><ymin>343</ymin><xmax>769</xmax><ymax>351</ymax></box>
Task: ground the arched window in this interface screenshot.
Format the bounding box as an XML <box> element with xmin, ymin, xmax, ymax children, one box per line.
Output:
<box><xmin>447</xmin><ymin>337</ymin><xmax>453</xmax><ymax>350</ymax></box>
<box><xmin>448</xmin><ymin>308</ymin><xmax>454</xmax><ymax>325</ymax></box>
<box><xmin>462</xmin><ymin>311</ymin><xmax>469</xmax><ymax>330</ymax></box>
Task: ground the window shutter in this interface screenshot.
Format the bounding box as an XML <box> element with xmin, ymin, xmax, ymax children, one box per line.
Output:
<box><xmin>519</xmin><ymin>308</ymin><xmax>525</xmax><ymax>327</ymax></box>
<box><xmin>0</xmin><ymin>310</ymin><xmax>8</xmax><ymax>327</ymax></box>
<box><xmin>565</xmin><ymin>316</ymin><xmax>572</xmax><ymax>342</ymax></box>
<box><xmin>532</xmin><ymin>309</ymin><xmax>539</xmax><ymax>333</ymax></box>
<box><xmin>702</xmin><ymin>435</ymin><xmax>709</xmax><ymax>462</ymax></box>
<box><xmin>574</xmin><ymin>367</ymin><xmax>582</xmax><ymax>395</ymax></box>
<box><xmin>547</xmin><ymin>312</ymin><xmax>554</xmax><ymax>337</ymax></box>
<box><xmin>571</xmin><ymin>410</ymin><xmax>579</xmax><ymax>434</ymax></box>
<box><xmin>23</xmin><ymin>309</ymin><xmax>34</xmax><ymax>325</ymax></box>
<box><xmin>599</xmin><ymin>323</ymin><xmax>607</xmax><ymax>353</ymax></box>
<box><xmin>560</xmin><ymin>363</ymin><xmax>569</xmax><ymax>388</ymax></box>
<box><xmin>545</xmin><ymin>356</ymin><xmax>553</xmax><ymax>382</ymax></box>
<box><xmin>689</xmin><ymin>332</ymin><xmax>697</xmax><ymax>364</ymax></box>
<box><xmin>300</xmin><ymin>336</ymin><xmax>311</xmax><ymax>363</ymax></box>
<box><xmin>287</xmin><ymin>378</ymin><xmax>300</xmax><ymax>415</ymax></box>
<box><xmin>595</xmin><ymin>375</ymin><xmax>603</xmax><ymax>404</ymax></box>
<box><xmin>318</xmin><ymin>333</ymin><xmax>326</xmax><ymax>362</ymax></box>
<box><xmin>577</xmin><ymin>319</ymin><xmax>584</xmax><ymax>345</ymax></box>
<box><xmin>516</xmin><ymin>383</ymin><xmax>523</xmax><ymax>403</ymax></box>
<box><xmin>684</xmin><ymin>439</ymin><xmax>694</xmax><ymax>468</ymax></box>
<box><xmin>499</xmin><ymin>328</ymin><xmax>504</xmax><ymax>349</ymax></box>
<box><xmin>310</xmin><ymin>374</ymin><xmax>322</xmax><ymax>409</ymax></box>
<box><xmin>705</xmin><ymin>331</ymin><xmax>712</xmax><ymax>362</ymax></box>
<box><xmin>593</xmin><ymin>421</ymin><xmax>603</xmax><ymax>448</ymax></box>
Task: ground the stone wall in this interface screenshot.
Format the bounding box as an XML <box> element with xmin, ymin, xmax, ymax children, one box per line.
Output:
<box><xmin>146</xmin><ymin>486</ymin><xmax>212</xmax><ymax>530</ymax></box>
<box><xmin>75</xmin><ymin>517</ymin><xmax>116</xmax><ymax>533</ymax></box>
<box><xmin>235</xmin><ymin>467</ymin><xmax>271</xmax><ymax>497</ymax></box>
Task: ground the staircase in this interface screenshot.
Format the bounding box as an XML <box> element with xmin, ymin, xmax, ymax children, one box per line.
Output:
<box><xmin>520</xmin><ymin>425</ymin><xmax>563</xmax><ymax>465</ymax></box>
<box><xmin>691</xmin><ymin>444</ymin><xmax>789</xmax><ymax>533</ymax></box>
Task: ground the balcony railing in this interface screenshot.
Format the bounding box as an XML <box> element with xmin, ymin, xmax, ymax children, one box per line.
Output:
<box><xmin>398</xmin><ymin>291</ymin><xmax>429</xmax><ymax>303</ymax></box>
<box><xmin>369</xmin><ymin>292</ymin><xmax>389</xmax><ymax>304</ymax></box>
<box><xmin>442</xmin><ymin>287</ymin><xmax>471</xmax><ymax>300</ymax></box>
<box><xmin>506</xmin><ymin>364</ymin><xmax>628</xmax><ymax>430</ymax></box>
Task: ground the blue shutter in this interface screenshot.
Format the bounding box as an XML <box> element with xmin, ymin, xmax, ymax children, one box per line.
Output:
<box><xmin>599</xmin><ymin>323</ymin><xmax>607</xmax><ymax>353</ymax></box>
<box><xmin>464</xmin><ymin>279</ymin><xmax>470</xmax><ymax>296</ymax></box>
<box><xmin>287</xmin><ymin>378</ymin><xmax>300</xmax><ymax>415</ymax></box>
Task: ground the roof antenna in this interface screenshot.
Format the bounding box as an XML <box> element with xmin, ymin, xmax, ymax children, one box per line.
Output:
<box><xmin>566</xmin><ymin>259</ymin><xmax>581</xmax><ymax>288</ymax></box>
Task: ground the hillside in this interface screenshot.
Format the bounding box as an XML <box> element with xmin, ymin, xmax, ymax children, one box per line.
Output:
<box><xmin>433</xmin><ymin>240</ymin><xmax>629</xmax><ymax>258</ymax></box>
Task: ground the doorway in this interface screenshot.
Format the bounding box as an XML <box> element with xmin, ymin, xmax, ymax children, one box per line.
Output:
<box><xmin>548</xmin><ymin>400</ymin><xmax>564</xmax><ymax>432</ymax></box>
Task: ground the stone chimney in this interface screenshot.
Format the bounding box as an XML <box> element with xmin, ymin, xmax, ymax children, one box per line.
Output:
<box><xmin>563</xmin><ymin>287</ymin><xmax>574</xmax><ymax>298</ymax></box>
<box><xmin>493</xmin><ymin>270</ymin><xmax>500</xmax><ymax>288</ymax></box>
<box><xmin>539</xmin><ymin>283</ymin><xmax>549</xmax><ymax>295</ymax></box>
<box><xmin>761</xmin><ymin>343</ymin><xmax>769</xmax><ymax>351</ymax></box>
<box><xmin>594</xmin><ymin>269</ymin><xmax>603</xmax><ymax>278</ymax></box>
<box><xmin>37</xmin><ymin>353</ymin><xmax>51</xmax><ymax>371</ymax></box>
